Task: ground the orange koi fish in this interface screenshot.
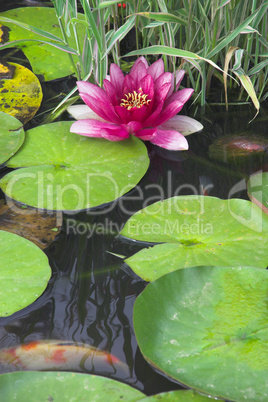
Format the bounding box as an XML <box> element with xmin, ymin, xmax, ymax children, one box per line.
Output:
<box><xmin>0</xmin><ymin>340</ymin><xmax>129</xmax><ymax>377</ymax></box>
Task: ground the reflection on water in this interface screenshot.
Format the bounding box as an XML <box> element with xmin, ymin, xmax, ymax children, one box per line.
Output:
<box><xmin>0</xmin><ymin>105</ymin><xmax>267</xmax><ymax>393</ymax></box>
<box><xmin>1</xmin><ymin>106</ymin><xmax>267</xmax><ymax>394</ymax></box>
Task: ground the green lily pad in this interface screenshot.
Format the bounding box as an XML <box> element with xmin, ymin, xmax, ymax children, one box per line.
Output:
<box><xmin>248</xmin><ymin>172</ymin><xmax>268</xmax><ymax>215</ymax></box>
<box><xmin>140</xmin><ymin>390</ymin><xmax>214</xmax><ymax>401</ymax></box>
<box><xmin>0</xmin><ymin>121</ymin><xmax>149</xmax><ymax>211</ymax></box>
<box><xmin>0</xmin><ymin>230</ymin><xmax>51</xmax><ymax>317</ymax></box>
<box><xmin>0</xmin><ymin>7</ymin><xmax>86</xmax><ymax>81</ymax></box>
<box><xmin>0</xmin><ymin>112</ymin><xmax>24</xmax><ymax>164</ymax></box>
<box><xmin>0</xmin><ymin>371</ymin><xmax>145</xmax><ymax>401</ymax></box>
<box><xmin>0</xmin><ymin>62</ymin><xmax>43</xmax><ymax>124</ymax></box>
<box><xmin>133</xmin><ymin>266</ymin><xmax>268</xmax><ymax>401</ymax></box>
<box><xmin>120</xmin><ymin>196</ymin><xmax>268</xmax><ymax>281</ymax></box>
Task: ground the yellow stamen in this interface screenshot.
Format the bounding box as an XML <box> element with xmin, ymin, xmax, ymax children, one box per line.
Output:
<box><xmin>120</xmin><ymin>90</ymin><xmax>151</xmax><ymax>110</ymax></box>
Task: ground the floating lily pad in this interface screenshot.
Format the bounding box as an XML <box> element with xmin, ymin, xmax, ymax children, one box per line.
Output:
<box><xmin>0</xmin><ymin>60</ymin><xmax>15</xmax><ymax>79</ymax></box>
<box><xmin>0</xmin><ymin>230</ymin><xmax>51</xmax><ymax>317</ymax></box>
<box><xmin>0</xmin><ymin>371</ymin><xmax>145</xmax><ymax>401</ymax></box>
<box><xmin>0</xmin><ymin>200</ymin><xmax>62</xmax><ymax>249</ymax></box>
<box><xmin>248</xmin><ymin>172</ymin><xmax>268</xmax><ymax>215</ymax></box>
<box><xmin>0</xmin><ymin>112</ymin><xmax>24</xmax><ymax>164</ymax></box>
<box><xmin>120</xmin><ymin>196</ymin><xmax>268</xmax><ymax>281</ymax></box>
<box><xmin>140</xmin><ymin>390</ymin><xmax>214</xmax><ymax>401</ymax></box>
<box><xmin>0</xmin><ymin>62</ymin><xmax>43</xmax><ymax>124</ymax></box>
<box><xmin>133</xmin><ymin>265</ymin><xmax>268</xmax><ymax>401</ymax></box>
<box><xmin>0</xmin><ymin>121</ymin><xmax>149</xmax><ymax>211</ymax></box>
<box><xmin>0</xmin><ymin>7</ymin><xmax>86</xmax><ymax>81</ymax></box>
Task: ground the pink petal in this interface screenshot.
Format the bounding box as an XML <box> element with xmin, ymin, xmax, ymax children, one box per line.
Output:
<box><xmin>114</xmin><ymin>105</ymin><xmax>130</xmax><ymax>124</ymax></box>
<box><xmin>109</xmin><ymin>63</ymin><xmax>125</xmax><ymax>97</ymax></box>
<box><xmin>70</xmin><ymin>119</ymin><xmax>128</xmax><ymax>140</ymax></box>
<box><xmin>167</xmin><ymin>72</ymin><xmax>175</xmax><ymax>98</ymax></box>
<box><xmin>129</xmin><ymin>59</ymin><xmax>147</xmax><ymax>87</ymax></box>
<box><xmin>125</xmin><ymin>121</ymin><xmax>142</xmax><ymax>134</ymax></box>
<box><xmin>77</xmin><ymin>81</ymin><xmax>106</xmax><ymax>102</ymax></box>
<box><xmin>135</xmin><ymin>127</ymin><xmax>157</xmax><ymax>140</ymax></box>
<box><xmin>160</xmin><ymin>115</ymin><xmax>203</xmax><ymax>136</ymax></box>
<box><xmin>176</xmin><ymin>69</ymin><xmax>185</xmax><ymax>89</ymax></box>
<box><xmin>164</xmin><ymin>88</ymin><xmax>194</xmax><ymax>108</ymax></box>
<box><xmin>147</xmin><ymin>58</ymin><xmax>164</xmax><ymax>80</ymax></box>
<box><xmin>154</xmin><ymin>72</ymin><xmax>172</xmax><ymax>92</ymax></box>
<box><xmin>122</xmin><ymin>74</ymin><xmax>136</xmax><ymax>95</ymax></box>
<box><xmin>103</xmin><ymin>79</ymin><xmax>118</xmax><ymax>104</ymax></box>
<box><xmin>143</xmin><ymin>100</ymin><xmax>164</xmax><ymax>126</ymax></box>
<box><xmin>165</xmin><ymin>70</ymin><xmax>185</xmax><ymax>98</ymax></box>
<box><xmin>139</xmin><ymin>74</ymin><xmax>154</xmax><ymax>99</ymax></box>
<box><xmin>80</xmin><ymin>93</ymin><xmax>120</xmax><ymax>124</ymax></box>
<box><xmin>130</xmin><ymin>56</ymin><xmax>149</xmax><ymax>72</ymax></box>
<box><xmin>101</xmin><ymin>127</ymin><xmax>130</xmax><ymax>141</ymax></box>
<box><xmin>153</xmin><ymin>100</ymin><xmax>185</xmax><ymax>126</ymax></box>
<box><xmin>67</xmin><ymin>105</ymin><xmax>106</xmax><ymax>122</ymax></box>
<box><xmin>150</xmin><ymin>128</ymin><xmax>189</xmax><ymax>150</ymax></box>
<box><xmin>155</xmin><ymin>82</ymin><xmax>172</xmax><ymax>103</ymax></box>
<box><xmin>129</xmin><ymin>105</ymin><xmax>151</xmax><ymax>123</ymax></box>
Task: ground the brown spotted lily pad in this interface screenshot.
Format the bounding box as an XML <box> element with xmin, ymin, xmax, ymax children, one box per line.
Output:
<box><xmin>0</xmin><ymin>200</ymin><xmax>62</xmax><ymax>249</ymax></box>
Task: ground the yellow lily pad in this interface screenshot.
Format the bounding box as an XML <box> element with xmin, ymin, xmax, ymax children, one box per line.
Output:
<box><xmin>0</xmin><ymin>62</ymin><xmax>42</xmax><ymax>124</ymax></box>
<box><xmin>0</xmin><ymin>61</ymin><xmax>15</xmax><ymax>79</ymax></box>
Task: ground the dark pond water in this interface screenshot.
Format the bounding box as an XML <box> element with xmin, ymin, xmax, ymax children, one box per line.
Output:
<box><xmin>0</xmin><ymin>0</ymin><xmax>268</xmax><ymax>397</ymax></box>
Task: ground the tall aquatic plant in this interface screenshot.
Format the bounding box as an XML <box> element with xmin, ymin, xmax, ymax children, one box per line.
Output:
<box><xmin>124</xmin><ymin>0</ymin><xmax>268</xmax><ymax>108</ymax></box>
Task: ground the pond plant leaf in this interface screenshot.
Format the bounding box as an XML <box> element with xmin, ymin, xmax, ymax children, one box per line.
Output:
<box><xmin>0</xmin><ymin>230</ymin><xmax>51</xmax><ymax>317</ymax></box>
<box><xmin>0</xmin><ymin>62</ymin><xmax>43</xmax><ymax>124</ymax></box>
<box><xmin>120</xmin><ymin>195</ymin><xmax>268</xmax><ymax>281</ymax></box>
<box><xmin>0</xmin><ymin>60</ymin><xmax>15</xmax><ymax>79</ymax></box>
<box><xmin>0</xmin><ymin>121</ymin><xmax>149</xmax><ymax>211</ymax></box>
<box><xmin>0</xmin><ymin>371</ymin><xmax>145</xmax><ymax>401</ymax></box>
<box><xmin>0</xmin><ymin>200</ymin><xmax>62</xmax><ymax>249</ymax></box>
<box><xmin>248</xmin><ymin>171</ymin><xmax>268</xmax><ymax>215</ymax></box>
<box><xmin>133</xmin><ymin>265</ymin><xmax>268</xmax><ymax>401</ymax></box>
<box><xmin>0</xmin><ymin>7</ymin><xmax>86</xmax><ymax>81</ymax></box>
<box><xmin>140</xmin><ymin>389</ymin><xmax>215</xmax><ymax>400</ymax></box>
<box><xmin>0</xmin><ymin>112</ymin><xmax>24</xmax><ymax>165</ymax></box>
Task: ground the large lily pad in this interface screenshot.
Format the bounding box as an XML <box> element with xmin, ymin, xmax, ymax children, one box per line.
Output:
<box><xmin>133</xmin><ymin>265</ymin><xmax>268</xmax><ymax>401</ymax></box>
<box><xmin>0</xmin><ymin>62</ymin><xmax>43</xmax><ymax>124</ymax></box>
<box><xmin>0</xmin><ymin>112</ymin><xmax>24</xmax><ymax>164</ymax></box>
<box><xmin>120</xmin><ymin>196</ymin><xmax>268</xmax><ymax>281</ymax></box>
<box><xmin>0</xmin><ymin>230</ymin><xmax>51</xmax><ymax>317</ymax></box>
<box><xmin>140</xmin><ymin>390</ymin><xmax>214</xmax><ymax>400</ymax></box>
<box><xmin>0</xmin><ymin>7</ymin><xmax>86</xmax><ymax>81</ymax></box>
<box><xmin>0</xmin><ymin>121</ymin><xmax>149</xmax><ymax>211</ymax></box>
<box><xmin>248</xmin><ymin>171</ymin><xmax>268</xmax><ymax>215</ymax></box>
<box><xmin>0</xmin><ymin>371</ymin><xmax>145</xmax><ymax>401</ymax></box>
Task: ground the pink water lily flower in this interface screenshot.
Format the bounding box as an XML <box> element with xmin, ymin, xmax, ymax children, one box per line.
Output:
<box><xmin>70</xmin><ymin>57</ymin><xmax>202</xmax><ymax>150</ymax></box>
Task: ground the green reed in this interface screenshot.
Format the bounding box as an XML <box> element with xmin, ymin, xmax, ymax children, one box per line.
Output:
<box><xmin>2</xmin><ymin>0</ymin><xmax>266</xmax><ymax>111</ymax></box>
